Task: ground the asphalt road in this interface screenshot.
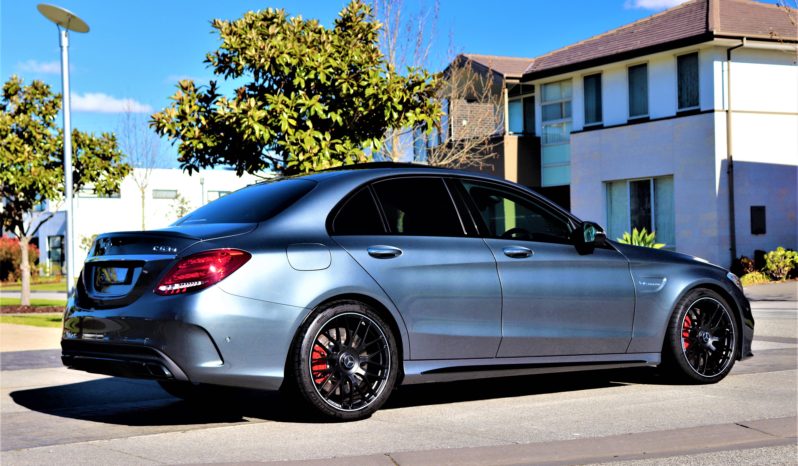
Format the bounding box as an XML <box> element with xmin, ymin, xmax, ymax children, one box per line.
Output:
<box><xmin>1</xmin><ymin>283</ymin><xmax>795</xmax><ymax>465</ymax></box>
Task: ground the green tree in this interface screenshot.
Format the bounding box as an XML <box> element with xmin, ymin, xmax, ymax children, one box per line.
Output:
<box><xmin>0</xmin><ymin>76</ymin><xmax>130</xmax><ymax>305</ymax></box>
<box><xmin>151</xmin><ymin>0</ymin><xmax>440</xmax><ymax>176</ymax></box>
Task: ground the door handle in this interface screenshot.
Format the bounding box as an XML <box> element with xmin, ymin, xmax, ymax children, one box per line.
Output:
<box><xmin>503</xmin><ymin>246</ymin><xmax>534</xmax><ymax>259</ymax></box>
<box><xmin>367</xmin><ymin>245</ymin><xmax>403</xmax><ymax>259</ymax></box>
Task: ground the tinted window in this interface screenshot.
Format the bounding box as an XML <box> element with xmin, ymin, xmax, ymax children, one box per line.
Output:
<box><xmin>332</xmin><ymin>188</ymin><xmax>385</xmax><ymax>235</ymax></box>
<box><xmin>175</xmin><ymin>179</ymin><xmax>316</xmax><ymax>225</ymax></box>
<box><xmin>372</xmin><ymin>177</ymin><xmax>464</xmax><ymax>237</ymax></box>
<box><xmin>461</xmin><ymin>181</ymin><xmax>572</xmax><ymax>244</ymax></box>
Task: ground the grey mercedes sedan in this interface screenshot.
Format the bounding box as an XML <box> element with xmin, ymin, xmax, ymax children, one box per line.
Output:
<box><xmin>62</xmin><ymin>164</ymin><xmax>753</xmax><ymax>420</ymax></box>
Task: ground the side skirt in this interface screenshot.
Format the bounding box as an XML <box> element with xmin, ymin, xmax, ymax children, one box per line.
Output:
<box><xmin>401</xmin><ymin>353</ymin><xmax>661</xmax><ymax>385</ymax></box>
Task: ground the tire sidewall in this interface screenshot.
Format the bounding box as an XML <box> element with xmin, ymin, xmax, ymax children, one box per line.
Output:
<box><xmin>292</xmin><ymin>300</ymin><xmax>399</xmax><ymax>420</ymax></box>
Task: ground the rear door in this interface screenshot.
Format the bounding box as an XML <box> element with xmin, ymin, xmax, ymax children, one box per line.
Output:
<box><xmin>331</xmin><ymin>176</ymin><xmax>503</xmax><ymax>360</ymax></box>
<box><xmin>454</xmin><ymin>178</ymin><xmax>636</xmax><ymax>357</ymax></box>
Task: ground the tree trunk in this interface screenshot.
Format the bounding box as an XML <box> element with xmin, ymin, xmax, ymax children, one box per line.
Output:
<box><xmin>19</xmin><ymin>236</ymin><xmax>31</xmax><ymax>307</ymax></box>
<box><xmin>140</xmin><ymin>187</ymin><xmax>146</xmax><ymax>230</ymax></box>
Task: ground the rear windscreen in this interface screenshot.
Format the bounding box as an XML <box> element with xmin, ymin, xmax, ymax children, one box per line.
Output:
<box><xmin>174</xmin><ymin>178</ymin><xmax>317</xmax><ymax>225</ymax></box>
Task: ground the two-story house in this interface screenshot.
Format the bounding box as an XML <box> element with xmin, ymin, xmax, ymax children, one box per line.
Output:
<box><xmin>452</xmin><ymin>0</ymin><xmax>796</xmax><ymax>268</ymax></box>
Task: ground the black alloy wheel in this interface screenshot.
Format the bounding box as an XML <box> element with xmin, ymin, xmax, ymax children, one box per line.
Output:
<box><xmin>291</xmin><ymin>301</ymin><xmax>398</xmax><ymax>420</ymax></box>
<box><xmin>663</xmin><ymin>289</ymin><xmax>738</xmax><ymax>383</ymax></box>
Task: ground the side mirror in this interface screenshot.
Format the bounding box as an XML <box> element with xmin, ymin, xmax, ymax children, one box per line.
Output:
<box><xmin>572</xmin><ymin>221</ymin><xmax>606</xmax><ymax>255</ymax></box>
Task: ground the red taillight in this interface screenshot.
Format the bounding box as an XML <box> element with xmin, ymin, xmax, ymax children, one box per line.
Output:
<box><xmin>154</xmin><ymin>249</ymin><xmax>251</xmax><ymax>296</ymax></box>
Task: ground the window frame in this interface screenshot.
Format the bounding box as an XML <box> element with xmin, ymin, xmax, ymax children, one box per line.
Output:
<box><xmin>627</xmin><ymin>62</ymin><xmax>649</xmax><ymax>120</ymax></box>
<box><xmin>452</xmin><ymin>176</ymin><xmax>578</xmax><ymax>245</ymax></box>
<box><xmin>507</xmin><ymin>93</ymin><xmax>535</xmax><ymax>136</ymax></box>
<box><xmin>605</xmin><ymin>175</ymin><xmax>675</xmax><ymax>247</ymax></box>
<box><xmin>327</xmin><ymin>176</ymin><xmax>471</xmax><ymax>238</ymax></box>
<box><xmin>582</xmin><ymin>72</ymin><xmax>603</xmax><ymax>127</ymax></box>
<box><xmin>540</xmin><ymin>79</ymin><xmax>573</xmax><ymax>147</ymax></box>
<box><xmin>676</xmin><ymin>51</ymin><xmax>700</xmax><ymax>112</ymax></box>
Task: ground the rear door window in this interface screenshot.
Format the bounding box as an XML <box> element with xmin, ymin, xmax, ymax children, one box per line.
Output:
<box><xmin>372</xmin><ymin>177</ymin><xmax>465</xmax><ymax>237</ymax></box>
<box><xmin>331</xmin><ymin>188</ymin><xmax>386</xmax><ymax>235</ymax></box>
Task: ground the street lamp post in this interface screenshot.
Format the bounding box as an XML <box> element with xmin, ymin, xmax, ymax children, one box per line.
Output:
<box><xmin>37</xmin><ymin>4</ymin><xmax>89</xmax><ymax>296</ymax></box>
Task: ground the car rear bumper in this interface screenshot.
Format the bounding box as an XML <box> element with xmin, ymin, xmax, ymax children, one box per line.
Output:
<box><xmin>62</xmin><ymin>286</ymin><xmax>310</xmax><ymax>391</ymax></box>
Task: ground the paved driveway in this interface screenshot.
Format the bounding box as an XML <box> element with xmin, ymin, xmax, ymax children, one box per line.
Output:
<box><xmin>1</xmin><ymin>282</ymin><xmax>795</xmax><ymax>465</ymax></box>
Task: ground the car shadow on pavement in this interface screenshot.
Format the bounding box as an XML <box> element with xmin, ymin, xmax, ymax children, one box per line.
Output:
<box><xmin>10</xmin><ymin>367</ymin><xmax>672</xmax><ymax>425</ymax></box>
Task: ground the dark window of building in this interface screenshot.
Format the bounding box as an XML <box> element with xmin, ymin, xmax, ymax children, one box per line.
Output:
<box><xmin>332</xmin><ymin>188</ymin><xmax>385</xmax><ymax>235</ymax></box>
<box><xmin>372</xmin><ymin>178</ymin><xmax>464</xmax><ymax>237</ymax></box>
<box><xmin>48</xmin><ymin>235</ymin><xmax>64</xmax><ymax>264</ymax></box>
<box><xmin>677</xmin><ymin>53</ymin><xmax>699</xmax><ymax>110</ymax></box>
<box><xmin>751</xmin><ymin>206</ymin><xmax>766</xmax><ymax>235</ymax></box>
<box><xmin>523</xmin><ymin>96</ymin><xmax>536</xmax><ymax>134</ymax></box>
<box><xmin>583</xmin><ymin>73</ymin><xmax>603</xmax><ymax>125</ymax></box>
<box><xmin>629</xmin><ymin>179</ymin><xmax>653</xmax><ymax>232</ymax></box>
<box><xmin>628</xmin><ymin>64</ymin><xmax>649</xmax><ymax>118</ymax></box>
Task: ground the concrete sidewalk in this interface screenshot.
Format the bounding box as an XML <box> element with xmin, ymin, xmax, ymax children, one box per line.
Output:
<box><xmin>0</xmin><ymin>324</ymin><xmax>61</xmax><ymax>352</ymax></box>
<box><xmin>0</xmin><ymin>291</ymin><xmax>67</xmax><ymax>301</ymax></box>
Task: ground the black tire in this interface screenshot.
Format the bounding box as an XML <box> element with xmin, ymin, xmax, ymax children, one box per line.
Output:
<box><xmin>662</xmin><ymin>288</ymin><xmax>738</xmax><ymax>384</ymax></box>
<box><xmin>289</xmin><ymin>300</ymin><xmax>399</xmax><ymax>421</ymax></box>
<box><xmin>157</xmin><ymin>380</ymin><xmax>218</xmax><ymax>401</ymax></box>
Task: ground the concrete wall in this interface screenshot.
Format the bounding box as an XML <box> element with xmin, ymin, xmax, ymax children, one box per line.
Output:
<box><xmin>713</xmin><ymin>46</ymin><xmax>798</xmax><ymax>261</ymax></box>
<box><xmin>571</xmin><ymin>113</ymin><xmax>723</xmax><ymax>264</ymax></box>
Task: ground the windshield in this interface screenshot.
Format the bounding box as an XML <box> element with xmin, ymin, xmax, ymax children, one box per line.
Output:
<box><xmin>174</xmin><ymin>178</ymin><xmax>317</xmax><ymax>225</ymax></box>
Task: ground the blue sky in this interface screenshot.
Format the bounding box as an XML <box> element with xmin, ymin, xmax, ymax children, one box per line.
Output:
<box><xmin>0</xmin><ymin>0</ymin><xmax>778</xmax><ymax>164</ymax></box>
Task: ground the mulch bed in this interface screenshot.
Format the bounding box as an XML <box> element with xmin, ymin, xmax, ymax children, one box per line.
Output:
<box><xmin>1</xmin><ymin>306</ymin><xmax>64</xmax><ymax>314</ymax></box>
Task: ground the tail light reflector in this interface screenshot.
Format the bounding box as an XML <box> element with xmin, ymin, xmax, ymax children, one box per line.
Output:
<box><xmin>155</xmin><ymin>249</ymin><xmax>251</xmax><ymax>295</ymax></box>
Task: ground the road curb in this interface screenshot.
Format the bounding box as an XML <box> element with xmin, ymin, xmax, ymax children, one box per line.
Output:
<box><xmin>246</xmin><ymin>417</ymin><xmax>797</xmax><ymax>466</ymax></box>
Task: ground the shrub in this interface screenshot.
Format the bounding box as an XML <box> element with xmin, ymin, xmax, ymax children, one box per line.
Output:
<box><xmin>617</xmin><ymin>228</ymin><xmax>665</xmax><ymax>249</ymax></box>
<box><xmin>0</xmin><ymin>236</ymin><xmax>39</xmax><ymax>282</ymax></box>
<box><xmin>740</xmin><ymin>271</ymin><xmax>771</xmax><ymax>287</ymax></box>
<box><xmin>731</xmin><ymin>256</ymin><xmax>755</xmax><ymax>276</ymax></box>
<box><xmin>764</xmin><ymin>247</ymin><xmax>798</xmax><ymax>281</ymax></box>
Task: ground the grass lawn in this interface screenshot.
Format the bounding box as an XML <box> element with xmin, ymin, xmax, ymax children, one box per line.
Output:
<box><xmin>0</xmin><ymin>278</ymin><xmax>67</xmax><ymax>292</ymax></box>
<box><xmin>0</xmin><ymin>313</ymin><xmax>63</xmax><ymax>328</ymax></box>
<box><xmin>0</xmin><ymin>297</ymin><xmax>67</xmax><ymax>307</ymax></box>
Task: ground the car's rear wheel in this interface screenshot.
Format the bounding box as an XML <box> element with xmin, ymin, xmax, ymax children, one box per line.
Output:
<box><xmin>290</xmin><ymin>301</ymin><xmax>398</xmax><ymax>421</ymax></box>
<box><xmin>662</xmin><ymin>288</ymin><xmax>738</xmax><ymax>383</ymax></box>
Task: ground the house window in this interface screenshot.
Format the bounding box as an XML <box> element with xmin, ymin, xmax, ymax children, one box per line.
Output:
<box><xmin>508</xmin><ymin>96</ymin><xmax>535</xmax><ymax>135</ymax></box>
<box><xmin>628</xmin><ymin>64</ymin><xmax>648</xmax><ymax>118</ymax></box>
<box><xmin>78</xmin><ymin>186</ymin><xmax>121</xmax><ymax>198</ymax></box>
<box><xmin>677</xmin><ymin>52</ymin><xmax>699</xmax><ymax>110</ymax></box>
<box><xmin>152</xmin><ymin>189</ymin><xmax>178</xmax><ymax>200</ymax></box>
<box><xmin>48</xmin><ymin>235</ymin><xmax>64</xmax><ymax>266</ymax></box>
<box><xmin>207</xmin><ymin>190</ymin><xmax>232</xmax><ymax>202</ymax></box>
<box><xmin>583</xmin><ymin>73</ymin><xmax>602</xmax><ymax>126</ymax></box>
<box><xmin>541</xmin><ymin>80</ymin><xmax>572</xmax><ymax>187</ymax></box>
<box><xmin>751</xmin><ymin>206</ymin><xmax>766</xmax><ymax>235</ymax></box>
<box><xmin>606</xmin><ymin>176</ymin><xmax>674</xmax><ymax>247</ymax></box>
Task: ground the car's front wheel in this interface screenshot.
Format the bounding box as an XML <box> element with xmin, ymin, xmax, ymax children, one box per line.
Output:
<box><xmin>662</xmin><ymin>288</ymin><xmax>738</xmax><ymax>383</ymax></box>
<box><xmin>290</xmin><ymin>301</ymin><xmax>398</xmax><ymax>421</ymax></box>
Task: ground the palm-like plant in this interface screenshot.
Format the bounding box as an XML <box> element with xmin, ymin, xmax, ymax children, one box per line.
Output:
<box><xmin>617</xmin><ymin>228</ymin><xmax>665</xmax><ymax>249</ymax></box>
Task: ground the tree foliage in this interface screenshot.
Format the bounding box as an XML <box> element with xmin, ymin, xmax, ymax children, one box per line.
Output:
<box><xmin>151</xmin><ymin>0</ymin><xmax>441</xmax><ymax>176</ymax></box>
<box><xmin>0</xmin><ymin>75</ymin><xmax>131</xmax><ymax>237</ymax></box>
<box><xmin>0</xmin><ymin>75</ymin><xmax>130</xmax><ymax>303</ymax></box>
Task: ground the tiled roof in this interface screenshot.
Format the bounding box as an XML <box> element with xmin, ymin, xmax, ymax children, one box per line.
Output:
<box><xmin>523</xmin><ymin>0</ymin><xmax>797</xmax><ymax>79</ymax></box>
<box><xmin>459</xmin><ymin>54</ymin><xmax>535</xmax><ymax>79</ymax></box>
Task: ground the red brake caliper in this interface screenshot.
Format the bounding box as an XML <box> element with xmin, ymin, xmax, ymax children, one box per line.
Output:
<box><xmin>682</xmin><ymin>315</ymin><xmax>692</xmax><ymax>349</ymax></box>
<box><xmin>311</xmin><ymin>344</ymin><xmax>330</xmax><ymax>384</ymax></box>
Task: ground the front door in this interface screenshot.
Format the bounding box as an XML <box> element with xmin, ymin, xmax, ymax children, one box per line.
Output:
<box><xmin>456</xmin><ymin>179</ymin><xmax>636</xmax><ymax>357</ymax></box>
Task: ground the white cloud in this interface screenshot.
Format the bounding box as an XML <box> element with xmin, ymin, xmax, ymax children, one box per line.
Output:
<box><xmin>624</xmin><ymin>0</ymin><xmax>690</xmax><ymax>10</ymax></box>
<box><xmin>72</xmin><ymin>93</ymin><xmax>153</xmax><ymax>113</ymax></box>
<box><xmin>17</xmin><ymin>59</ymin><xmax>62</xmax><ymax>74</ymax></box>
